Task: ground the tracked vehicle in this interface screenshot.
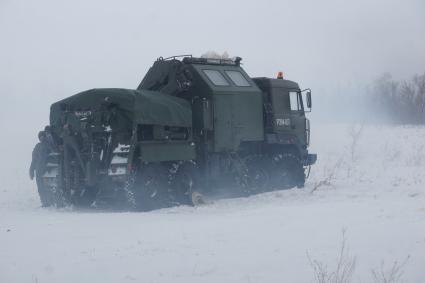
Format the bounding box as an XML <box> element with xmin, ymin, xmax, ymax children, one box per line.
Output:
<box><xmin>42</xmin><ymin>55</ymin><xmax>316</xmax><ymax>210</ymax></box>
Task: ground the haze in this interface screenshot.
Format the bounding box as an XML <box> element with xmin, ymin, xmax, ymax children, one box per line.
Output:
<box><xmin>1</xmin><ymin>1</ymin><xmax>424</xmax><ymax>122</ymax></box>
<box><xmin>1</xmin><ymin>1</ymin><xmax>425</xmax><ymax>282</ymax></box>
<box><xmin>0</xmin><ymin>0</ymin><xmax>422</xmax><ymax>178</ymax></box>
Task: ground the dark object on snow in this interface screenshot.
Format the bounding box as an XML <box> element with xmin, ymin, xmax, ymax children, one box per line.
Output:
<box><xmin>30</xmin><ymin>131</ymin><xmax>54</xmax><ymax>206</ymax></box>
<box><xmin>37</xmin><ymin>55</ymin><xmax>316</xmax><ymax>211</ymax></box>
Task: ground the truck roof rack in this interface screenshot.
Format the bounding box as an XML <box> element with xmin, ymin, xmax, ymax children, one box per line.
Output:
<box><xmin>160</xmin><ymin>55</ymin><xmax>193</xmax><ymax>61</ymax></box>
<box><xmin>157</xmin><ymin>55</ymin><xmax>242</xmax><ymax>66</ymax></box>
<box><xmin>182</xmin><ymin>56</ymin><xmax>242</xmax><ymax>66</ymax></box>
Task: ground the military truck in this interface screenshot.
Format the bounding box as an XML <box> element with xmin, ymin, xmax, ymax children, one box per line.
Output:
<box><xmin>42</xmin><ymin>55</ymin><xmax>316</xmax><ymax>210</ymax></box>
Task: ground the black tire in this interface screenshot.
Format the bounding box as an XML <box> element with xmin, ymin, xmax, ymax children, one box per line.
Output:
<box><xmin>271</xmin><ymin>153</ymin><xmax>305</xmax><ymax>190</ymax></box>
<box><xmin>64</xmin><ymin>160</ymin><xmax>93</xmax><ymax>208</ymax></box>
<box><xmin>172</xmin><ymin>161</ymin><xmax>200</xmax><ymax>206</ymax></box>
<box><xmin>42</xmin><ymin>154</ymin><xmax>68</xmax><ymax>208</ymax></box>
<box><xmin>49</xmin><ymin>182</ymin><xmax>67</xmax><ymax>208</ymax></box>
<box><xmin>243</xmin><ymin>155</ymin><xmax>272</xmax><ymax>195</ymax></box>
<box><xmin>131</xmin><ymin>163</ymin><xmax>171</xmax><ymax>211</ymax></box>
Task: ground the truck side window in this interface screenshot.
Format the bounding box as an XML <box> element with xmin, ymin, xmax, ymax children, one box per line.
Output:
<box><xmin>203</xmin><ymin>70</ymin><xmax>230</xmax><ymax>86</ymax></box>
<box><xmin>289</xmin><ymin>91</ymin><xmax>300</xmax><ymax>111</ymax></box>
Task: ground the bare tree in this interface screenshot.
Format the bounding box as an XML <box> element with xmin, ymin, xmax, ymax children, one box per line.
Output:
<box><xmin>370</xmin><ymin>72</ymin><xmax>425</xmax><ymax>124</ymax></box>
<box><xmin>371</xmin><ymin>73</ymin><xmax>399</xmax><ymax>123</ymax></box>
<box><xmin>348</xmin><ymin>124</ymin><xmax>364</xmax><ymax>162</ymax></box>
<box><xmin>311</xmin><ymin>157</ymin><xmax>343</xmax><ymax>193</ymax></box>
<box><xmin>413</xmin><ymin>73</ymin><xmax>425</xmax><ymax>124</ymax></box>
<box><xmin>308</xmin><ymin>229</ymin><xmax>357</xmax><ymax>283</ymax></box>
<box><xmin>371</xmin><ymin>256</ymin><xmax>410</xmax><ymax>283</ymax></box>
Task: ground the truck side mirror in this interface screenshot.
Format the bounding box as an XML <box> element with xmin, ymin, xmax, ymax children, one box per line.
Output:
<box><xmin>306</xmin><ymin>91</ymin><xmax>312</xmax><ymax>109</ymax></box>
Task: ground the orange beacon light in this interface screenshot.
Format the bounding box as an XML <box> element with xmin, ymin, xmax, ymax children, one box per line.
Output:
<box><xmin>277</xmin><ymin>71</ymin><xmax>284</xmax><ymax>79</ymax></box>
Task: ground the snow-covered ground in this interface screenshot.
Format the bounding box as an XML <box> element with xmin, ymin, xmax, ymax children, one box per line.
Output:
<box><xmin>1</xmin><ymin>123</ymin><xmax>424</xmax><ymax>283</ymax></box>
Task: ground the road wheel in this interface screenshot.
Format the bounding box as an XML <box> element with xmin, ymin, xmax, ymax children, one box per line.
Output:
<box><xmin>131</xmin><ymin>163</ymin><xmax>170</xmax><ymax>211</ymax></box>
<box><xmin>243</xmin><ymin>155</ymin><xmax>272</xmax><ymax>195</ymax></box>
<box><xmin>42</xmin><ymin>153</ymin><xmax>68</xmax><ymax>207</ymax></box>
<box><xmin>271</xmin><ymin>153</ymin><xmax>305</xmax><ymax>190</ymax></box>
<box><xmin>172</xmin><ymin>161</ymin><xmax>201</xmax><ymax>206</ymax></box>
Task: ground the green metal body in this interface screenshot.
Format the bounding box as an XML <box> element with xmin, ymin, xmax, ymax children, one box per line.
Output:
<box><xmin>47</xmin><ymin>55</ymin><xmax>316</xmax><ymax>203</ymax></box>
<box><xmin>253</xmin><ymin>77</ymin><xmax>310</xmax><ymax>158</ymax></box>
<box><xmin>184</xmin><ymin>63</ymin><xmax>264</xmax><ymax>152</ymax></box>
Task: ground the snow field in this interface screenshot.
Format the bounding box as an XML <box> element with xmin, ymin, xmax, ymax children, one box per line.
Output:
<box><xmin>0</xmin><ymin>123</ymin><xmax>424</xmax><ymax>282</ymax></box>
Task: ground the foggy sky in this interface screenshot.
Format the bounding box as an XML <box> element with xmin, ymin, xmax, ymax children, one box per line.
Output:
<box><xmin>0</xmin><ymin>0</ymin><xmax>424</xmax><ymax>144</ymax></box>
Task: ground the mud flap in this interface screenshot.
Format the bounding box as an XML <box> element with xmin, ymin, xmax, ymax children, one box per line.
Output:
<box><xmin>304</xmin><ymin>154</ymin><xmax>317</xmax><ymax>166</ymax></box>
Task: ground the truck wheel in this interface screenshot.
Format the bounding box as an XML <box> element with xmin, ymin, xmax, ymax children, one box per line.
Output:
<box><xmin>131</xmin><ymin>163</ymin><xmax>170</xmax><ymax>211</ymax></box>
<box><xmin>243</xmin><ymin>155</ymin><xmax>271</xmax><ymax>194</ymax></box>
<box><xmin>42</xmin><ymin>153</ymin><xmax>68</xmax><ymax>208</ymax></box>
<box><xmin>172</xmin><ymin>161</ymin><xmax>201</xmax><ymax>205</ymax></box>
<box><xmin>272</xmin><ymin>153</ymin><xmax>305</xmax><ymax>190</ymax></box>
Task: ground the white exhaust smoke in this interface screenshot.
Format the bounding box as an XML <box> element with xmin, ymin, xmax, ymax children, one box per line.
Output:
<box><xmin>201</xmin><ymin>51</ymin><xmax>230</xmax><ymax>59</ymax></box>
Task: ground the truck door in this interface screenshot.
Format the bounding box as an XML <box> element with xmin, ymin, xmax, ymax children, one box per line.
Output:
<box><xmin>271</xmin><ymin>87</ymin><xmax>291</xmax><ymax>131</ymax></box>
<box><xmin>272</xmin><ymin>88</ymin><xmax>306</xmax><ymax>134</ymax></box>
<box><xmin>271</xmin><ymin>88</ymin><xmax>307</xmax><ymax>148</ymax></box>
<box><xmin>288</xmin><ymin>90</ymin><xmax>306</xmax><ymax>134</ymax></box>
<box><xmin>213</xmin><ymin>94</ymin><xmax>234</xmax><ymax>151</ymax></box>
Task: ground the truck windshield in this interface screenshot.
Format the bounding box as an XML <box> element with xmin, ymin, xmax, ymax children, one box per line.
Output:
<box><xmin>289</xmin><ymin>91</ymin><xmax>303</xmax><ymax>111</ymax></box>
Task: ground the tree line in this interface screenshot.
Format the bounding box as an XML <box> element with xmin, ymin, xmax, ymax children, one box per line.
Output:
<box><xmin>370</xmin><ymin>72</ymin><xmax>425</xmax><ymax>124</ymax></box>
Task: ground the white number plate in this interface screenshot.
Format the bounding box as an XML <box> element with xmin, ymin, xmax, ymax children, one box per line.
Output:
<box><xmin>276</xmin><ymin>118</ymin><xmax>291</xmax><ymax>126</ymax></box>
